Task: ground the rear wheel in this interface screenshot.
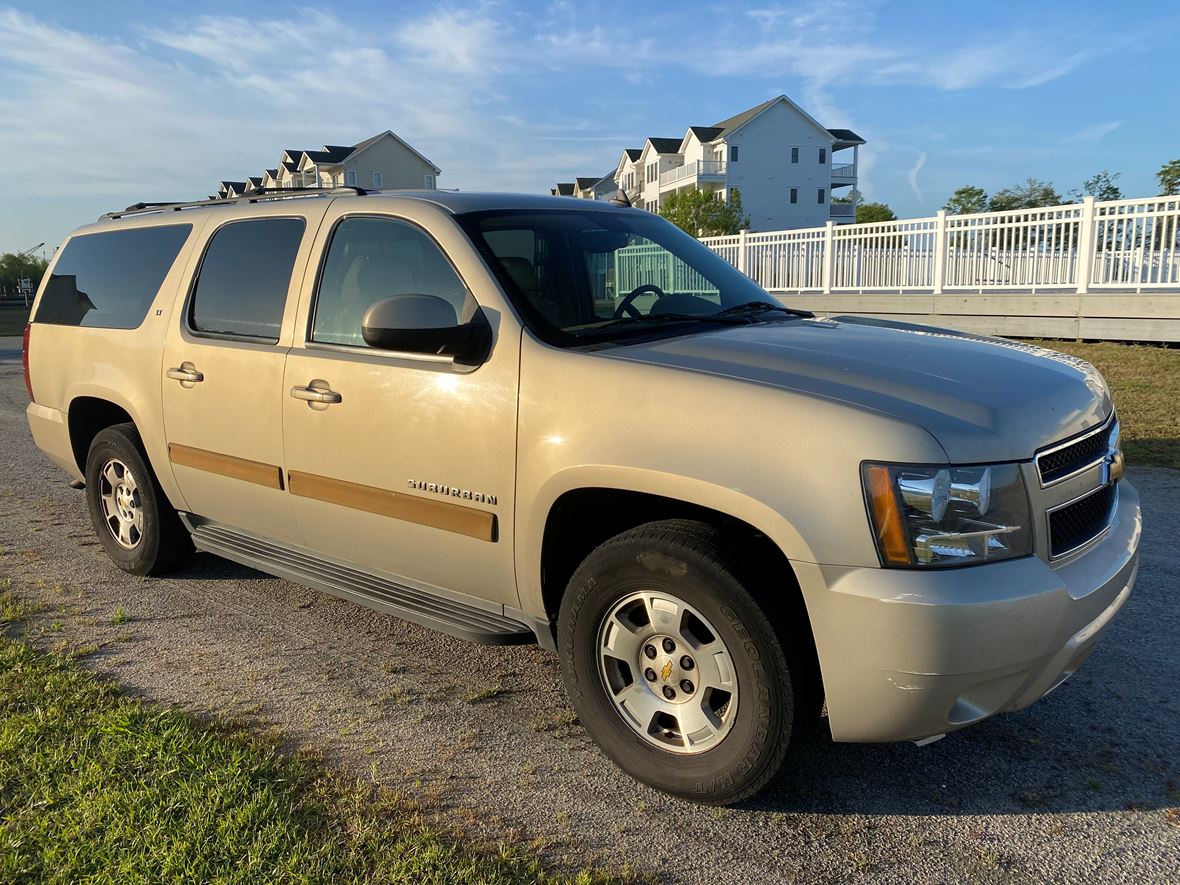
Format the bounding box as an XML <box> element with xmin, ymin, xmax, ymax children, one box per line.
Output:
<box><xmin>558</xmin><ymin>520</ymin><xmax>818</xmax><ymax>804</ymax></box>
<box><xmin>85</xmin><ymin>424</ymin><xmax>192</xmax><ymax>576</ymax></box>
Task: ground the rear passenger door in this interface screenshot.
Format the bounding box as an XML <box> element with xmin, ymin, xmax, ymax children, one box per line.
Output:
<box><xmin>161</xmin><ymin>206</ymin><xmax>326</xmax><ymax>543</ymax></box>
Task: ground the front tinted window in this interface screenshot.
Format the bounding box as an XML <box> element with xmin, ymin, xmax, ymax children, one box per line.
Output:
<box><xmin>312</xmin><ymin>216</ymin><xmax>468</xmax><ymax>347</ymax></box>
<box><xmin>190</xmin><ymin>218</ymin><xmax>305</xmax><ymax>340</ymax></box>
<box><xmin>456</xmin><ymin>209</ymin><xmax>780</xmax><ymax>346</ymax></box>
<box><xmin>35</xmin><ymin>225</ymin><xmax>191</xmax><ymax>329</ymax></box>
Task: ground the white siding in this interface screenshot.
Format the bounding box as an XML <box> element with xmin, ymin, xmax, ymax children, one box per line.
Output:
<box><xmin>724</xmin><ymin>103</ymin><xmax>834</xmax><ymax>232</ymax></box>
<box><xmin>343</xmin><ymin>135</ymin><xmax>438</xmax><ymax>190</ymax></box>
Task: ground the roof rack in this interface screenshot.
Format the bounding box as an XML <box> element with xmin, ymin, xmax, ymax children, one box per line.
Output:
<box><xmin>103</xmin><ymin>186</ymin><xmax>369</xmax><ymax>220</ymax></box>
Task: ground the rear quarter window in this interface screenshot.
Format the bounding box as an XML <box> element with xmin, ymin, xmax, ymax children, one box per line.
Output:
<box><xmin>34</xmin><ymin>224</ymin><xmax>192</xmax><ymax>329</ymax></box>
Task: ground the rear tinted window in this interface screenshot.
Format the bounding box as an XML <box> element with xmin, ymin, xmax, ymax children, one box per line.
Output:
<box><xmin>35</xmin><ymin>225</ymin><xmax>191</xmax><ymax>329</ymax></box>
<box><xmin>189</xmin><ymin>218</ymin><xmax>305</xmax><ymax>340</ymax></box>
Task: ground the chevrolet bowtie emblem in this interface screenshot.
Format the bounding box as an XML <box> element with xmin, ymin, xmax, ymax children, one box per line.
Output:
<box><xmin>660</xmin><ymin>660</ymin><xmax>673</xmax><ymax>682</ymax></box>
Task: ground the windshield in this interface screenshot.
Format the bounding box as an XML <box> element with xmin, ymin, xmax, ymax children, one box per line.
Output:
<box><xmin>456</xmin><ymin>208</ymin><xmax>790</xmax><ymax>346</ymax></box>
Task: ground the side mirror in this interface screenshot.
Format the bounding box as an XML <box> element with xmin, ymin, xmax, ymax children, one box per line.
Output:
<box><xmin>361</xmin><ymin>294</ymin><xmax>490</xmax><ymax>363</ymax></box>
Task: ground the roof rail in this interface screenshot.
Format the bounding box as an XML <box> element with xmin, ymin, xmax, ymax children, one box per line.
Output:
<box><xmin>102</xmin><ymin>186</ymin><xmax>368</xmax><ymax>220</ymax></box>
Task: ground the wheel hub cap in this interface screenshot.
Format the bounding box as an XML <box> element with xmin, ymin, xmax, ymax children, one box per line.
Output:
<box><xmin>98</xmin><ymin>458</ymin><xmax>144</xmax><ymax>550</ymax></box>
<box><xmin>598</xmin><ymin>590</ymin><xmax>738</xmax><ymax>754</ymax></box>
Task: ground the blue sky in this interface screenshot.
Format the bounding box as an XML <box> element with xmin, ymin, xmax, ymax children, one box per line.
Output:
<box><xmin>1</xmin><ymin>0</ymin><xmax>1177</xmax><ymax>253</ymax></box>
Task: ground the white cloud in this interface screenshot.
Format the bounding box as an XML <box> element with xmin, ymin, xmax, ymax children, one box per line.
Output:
<box><xmin>907</xmin><ymin>151</ymin><xmax>927</xmax><ymax>204</ymax></box>
<box><xmin>1064</xmin><ymin>121</ymin><xmax>1123</xmax><ymax>143</ymax></box>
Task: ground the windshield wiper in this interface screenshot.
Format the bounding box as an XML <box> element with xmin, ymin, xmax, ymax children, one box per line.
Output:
<box><xmin>714</xmin><ymin>301</ymin><xmax>814</xmax><ymax>319</ymax></box>
<box><xmin>579</xmin><ymin>312</ymin><xmax>751</xmax><ymax>335</ymax></box>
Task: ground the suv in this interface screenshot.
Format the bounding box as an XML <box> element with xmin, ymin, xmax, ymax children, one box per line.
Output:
<box><xmin>24</xmin><ymin>188</ymin><xmax>1140</xmax><ymax>804</ymax></box>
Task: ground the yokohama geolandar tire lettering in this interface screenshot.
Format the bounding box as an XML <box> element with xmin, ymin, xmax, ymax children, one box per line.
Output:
<box><xmin>557</xmin><ymin>519</ymin><xmax>819</xmax><ymax>805</ymax></box>
<box><xmin>84</xmin><ymin>423</ymin><xmax>193</xmax><ymax>576</ymax></box>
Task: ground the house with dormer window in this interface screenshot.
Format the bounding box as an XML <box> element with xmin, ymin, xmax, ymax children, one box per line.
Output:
<box><xmin>215</xmin><ymin>130</ymin><xmax>441</xmax><ymax>198</ymax></box>
<box><xmin>555</xmin><ymin>96</ymin><xmax>865</xmax><ymax>230</ymax></box>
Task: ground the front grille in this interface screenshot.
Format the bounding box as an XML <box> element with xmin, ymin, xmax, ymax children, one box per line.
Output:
<box><xmin>1049</xmin><ymin>484</ymin><xmax>1116</xmax><ymax>557</ymax></box>
<box><xmin>1037</xmin><ymin>418</ymin><xmax>1115</xmax><ymax>486</ymax></box>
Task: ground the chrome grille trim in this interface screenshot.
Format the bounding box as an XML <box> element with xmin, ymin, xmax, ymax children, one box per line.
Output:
<box><xmin>1035</xmin><ymin>412</ymin><xmax>1117</xmax><ymax>489</ymax></box>
<box><xmin>1046</xmin><ymin>483</ymin><xmax>1118</xmax><ymax>561</ymax></box>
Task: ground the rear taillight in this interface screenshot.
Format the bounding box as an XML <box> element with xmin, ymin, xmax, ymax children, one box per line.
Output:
<box><xmin>22</xmin><ymin>323</ymin><xmax>33</xmax><ymax>402</ymax></box>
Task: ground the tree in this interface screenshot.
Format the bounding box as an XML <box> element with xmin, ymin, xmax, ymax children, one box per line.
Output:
<box><xmin>855</xmin><ymin>202</ymin><xmax>895</xmax><ymax>224</ymax></box>
<box><xmin>987</xmin><ymin>178</ymin><xmax>1061</xmax><ymax>211</ymax></box>
<box><xmin>943</xmin><ymin>185</ymin><xmax>988</xmax><ymax>215</ymax></box>
<box><xmin>1158</xmin><ymin>159</ymin><xmax>1180</xmax><ymax>196</ymax></box>
<box><xmin>0</xmin><ymin>252</ymin><xmax>49</xmax><ymax>296</ymax></box>
<box><xmin>659</xmin><ymin>188</ymin><xmax>750</xmax><ymax>236</ymax></box>
<box><xmin>1070</xmin><ymin>170</ymin><xmax>1122</xmax><ymax>202</ymax></box>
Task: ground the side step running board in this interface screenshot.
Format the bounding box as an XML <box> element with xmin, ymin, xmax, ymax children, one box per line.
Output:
<box><xmin>188</xmin><ymin>521</ymin><xmax>538</xmax><ymax>646</ymax></box>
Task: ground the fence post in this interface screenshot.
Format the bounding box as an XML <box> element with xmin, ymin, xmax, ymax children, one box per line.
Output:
<box><xmin>932</xmin><ymin>209</ymin><xmax>947</xmax><ymax>295</ymax></box>
<box><xmin>821</xmin><ymin>220</ymin><xmax>835</xmax><ymax>293</ymax></box>
<box><xmin>1075</xmin><ymin>196</ymin><xmax>1096</xmax><ymax>294</ymax></box>
<box><xmin>738</xmin><ymin>228</ymin><xmax>749</xmax><ymax>275</ymax></box>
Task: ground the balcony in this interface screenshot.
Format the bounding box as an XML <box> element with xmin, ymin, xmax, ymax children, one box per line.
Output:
<box><xmin>659</xmin><ymin>159</ymin><xmax>727</xmax><ymax>189</ymax></box>
<box><xmin>830</xmin><ymin>201</ymin><xmax>855</xmax><ymax>220</ymax></box>
<box><xmin>831</xmin><ymin>163</ymin><xmax>856</xmax><ymax>183</ymax></box>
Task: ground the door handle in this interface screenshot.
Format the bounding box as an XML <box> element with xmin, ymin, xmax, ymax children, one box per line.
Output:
<box><xmin>166</xmin><ymin>366</ymin><xmax>204</xmax><ymax>383</ymax></box>
<box><xmin>290</xmin><ymin>385</ymin><xmax>342</xmax><ymax>405</ymax></box>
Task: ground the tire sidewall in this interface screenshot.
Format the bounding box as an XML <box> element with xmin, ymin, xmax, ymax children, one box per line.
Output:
<box><xmin>559</xmin><ymin>534</ymin><xmax>795</xmax><ymax>803</ymax></box>
<box><xmin>85</xmin><ymin>427</ymin><xmax>166</xmax><ymax>575</ymax></box>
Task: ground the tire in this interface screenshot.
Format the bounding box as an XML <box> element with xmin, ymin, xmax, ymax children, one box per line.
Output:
<box><xmin>558</xmin><ymin>519</ymin><xmax>818</xmax><ymax>805</ymax></box>
<box><xmin>84</xmin><ymin>423</ymin><xmax>193</xmax><ymax>576</ymax></box>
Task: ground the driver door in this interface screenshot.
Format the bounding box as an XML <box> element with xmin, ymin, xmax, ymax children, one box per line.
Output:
<box><xmin>280</xmin><ymin>209</ymin><xmax>522</xmax><ymax>607</ymax></box>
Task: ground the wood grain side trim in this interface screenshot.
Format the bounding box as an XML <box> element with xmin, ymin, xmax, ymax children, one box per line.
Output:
<box><xmin>287</xmin><ymin>471</ymin><xmax>497</xmax><ymax>542</ymax></box>
<box><xmin>168</xmin><ymin>444</ymin><xmax>284</xmax><ymax>490</ymax></box>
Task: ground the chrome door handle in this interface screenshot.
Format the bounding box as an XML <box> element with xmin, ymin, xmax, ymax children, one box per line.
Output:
<box><xmin>166</xmin><ymin>366</ymin><xmax>204</xmax><ymax>383</ymax></box>
<box><xmin>290</xmin><ymin>385</ymin><xmax>342</xmax><ymax>404</ymax></box>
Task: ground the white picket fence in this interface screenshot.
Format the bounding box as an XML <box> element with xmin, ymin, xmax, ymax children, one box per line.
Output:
<box><xmin>699</xmin><ymin>195</ymin><xmax>1180</xmax><ymax>295</ymax></box>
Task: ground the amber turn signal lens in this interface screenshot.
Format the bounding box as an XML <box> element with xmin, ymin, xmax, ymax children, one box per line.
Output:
<box><xmin>864</xmin><ymin>465</ymin><xmax>912</xmax><ymax>566</ymax></box>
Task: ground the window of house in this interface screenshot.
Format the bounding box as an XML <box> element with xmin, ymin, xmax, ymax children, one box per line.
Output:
<box><xmin>819</xmin><ymin>147</ymin><xmax>827</xmax><ymax>164</ymax></box>
<box><xmin>424</xmin><ymin>174</ymin><xmax>436</xmax><ymax>189</ymax></box>
<box><xmin>35</xmin><ymin>225</ymin><xmax>192</xmax><ymax>329</ymax></box>
<box><xmin>790</xmin><ymin>147</ymin><xmax>799</xmax><ymax>164</ymax></box>
<box><xmin>312</xmin><ymin>217</ymin><xmax>469</xmax><ymax>348</ymax></box>
<box><xmin>372</xmin><ymin>172</ymin><xmax>383</xmax><ymax>188</ymax></box>
<box><xmin>345</xmin><ymin>169</ymin><xmax>357</xmax><ymax>187</ymax></box>
<box><xmin>790</xmin><ymin>188</ymin><xmax>798</xmax><ymax>204</ymax></box>
<box><xmin>817</xmin><ymin>188</ymin><xmax>826</xmax><ymax>204</ymax></box>
<box><xmin>729</xmin><ymin>145</ymin><xmax>739</xmax><ymax>162</ymax></box>
<box><xmin>189</xmin><ymin>218</ymin><xmax>305</xmax><ymax>341</ymax></box>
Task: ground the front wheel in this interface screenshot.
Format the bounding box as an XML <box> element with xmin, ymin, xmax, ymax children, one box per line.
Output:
<box><xmin>557</xmin><ymin>520</ymin><xmax>817</xmax><ymax>804</ymax></box>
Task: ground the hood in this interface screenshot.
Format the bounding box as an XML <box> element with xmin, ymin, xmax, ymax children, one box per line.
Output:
<box><xmin>602</xmin><ymin>316</ymin><xmax>1111</xmax><ymax>463</ymax></box>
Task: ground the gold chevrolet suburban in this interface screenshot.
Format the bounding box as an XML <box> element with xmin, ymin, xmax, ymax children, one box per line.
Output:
<box><xmin>23</xmin><ymin>188</ymin><xmax>1140</xmax><ymax>804</ymax></box>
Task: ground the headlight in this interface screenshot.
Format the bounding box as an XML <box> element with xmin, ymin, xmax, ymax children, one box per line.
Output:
<box><xmin>862</xmin><ymin>462</ymin><xmax>1032</xmax><ymax>568</ymax></box>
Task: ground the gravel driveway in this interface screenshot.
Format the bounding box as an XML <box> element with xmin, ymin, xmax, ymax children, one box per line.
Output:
<box><xmin>1</xmin><ymin>345</ymin><xmax>1177</xmax><ymax>884</ymax></box>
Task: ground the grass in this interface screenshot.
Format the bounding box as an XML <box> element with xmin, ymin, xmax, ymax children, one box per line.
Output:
<box><xmin>0</xmin><ymin>304</ymin><xmax>30</xmax><ymax>337</ymax></box>
<box><xmin>0</xmin><ymin>597</ymin><xmax>632</xmax><ymax>884</ymax></box>
<box><xmin>1025</xmin><ymin>340</ymin><xmax>1180</xmax><ymax>469</ymax></box>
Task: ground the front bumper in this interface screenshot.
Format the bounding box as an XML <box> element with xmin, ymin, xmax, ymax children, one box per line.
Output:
<box><xmin>795</xmin><ymin>479</ymin><xmax>1141</xmax><ymax>743</ymax></box>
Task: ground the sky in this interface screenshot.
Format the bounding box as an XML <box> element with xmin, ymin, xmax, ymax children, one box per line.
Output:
<box><xmin>1</xmin><ymin>0</ymin><xmax>1177</xmax><ymax>254</ymax></box>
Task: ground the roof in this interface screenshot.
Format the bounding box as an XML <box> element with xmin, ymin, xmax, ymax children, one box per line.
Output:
<box><xmin>593</xmin><ymin>171</ymin><xmax>616</xmax><ymax>186</ymax></box>
<box><xmin>265</xmin><ymin>168</ymin><xmax>278</xmax><ymax>177</ymax></box>
<box><xmin>827</xmin><ymin>128</ymin><xmax>866</xmax><ymax>145</ymax></box>
<box><xmin>552</xmin><ymin>182</ymin><xmax>575</xmax><ymax>196</ymax></box>
<box><xmin>646</xmin><ymin>137</ymin><xmax>682</xmax><ymax>154</ymax></box>
<box><xmin>687</xmin><ymin>126</ymin><xmax>724</xmax><ymax>143</ymax></box>
<box><xmin>219</xmin><ymin>180</ymin><xmax>247</xmax><ymax>190</ymax></box>
<box><xmin>711</xmin><ymin>97</ymin><xmax>780</xmax><ymax>135</ymax></box>
<box><xmin>245</xmin><ymin>177</ymin><xmax>263</xmax><ymax>186</ymax></box>
<box><xmin>574</xmin><ymin>177</ymin><xmax>601</xmax><ymax>189</ymax></box>
<box><xmin>281</xmin><ymin>161</ymin><xmax>299</xmax><ymax>174</ymax></box>
<box><xmin>623</xmin><ymin>148</ymin><xmax>642</xmax><ymax>162</ymax></box>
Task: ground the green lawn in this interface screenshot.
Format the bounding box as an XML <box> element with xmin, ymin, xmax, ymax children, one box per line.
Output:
<box><xmin>1025</xmin><ymin>340</ymin><xmax>1180</xmax><ymax>470</ymax></box>
<box><xmin>0</xmin><ymin>591</ymin><xmax>629</xmax><ymax>884</ymax></box>
<box><xmin>0</xmin><ymin>305</ymin><xmax>30</xmax><ymax>336</ymax></box>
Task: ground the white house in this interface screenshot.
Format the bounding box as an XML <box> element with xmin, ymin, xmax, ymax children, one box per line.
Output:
<box><xmin>217</xmin><ymin>130</ymin><xmax>441</xmax><ymax>198</ymax></box>
<box><xmin>556</xmin><ymin>96</ymin><xmax>865</xmax><ymax>230</ymax></box>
